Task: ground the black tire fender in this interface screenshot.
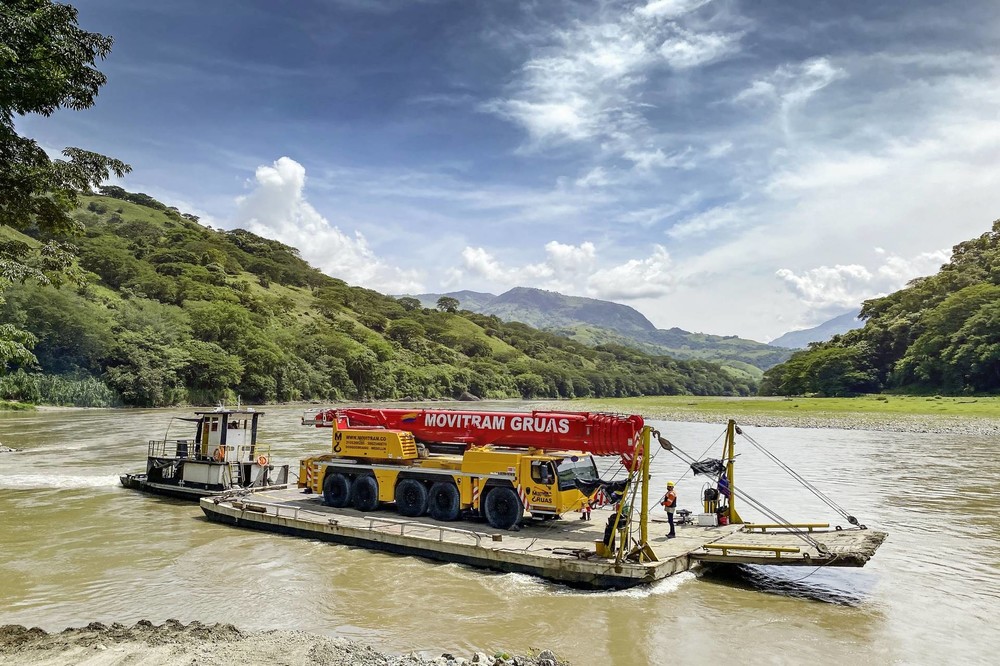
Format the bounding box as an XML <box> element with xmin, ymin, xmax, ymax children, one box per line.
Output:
<box><xmin>323</xmin><ymin>472</ymin><xmax>352</xmax><ymax>508</ymax></box>
<box><xmin>395</xmin><ymin>478</ymin><xmax>429</xmax><ymax>517</ymax></box>
<box><xmin>427</xmin><ymin>481</ymin><xmax>461</xmax><ymax>521</ymax></box>
<box><xmin>484</xmin><ymin>485</ymin><xmax>523</xmax><ymax>530</ymax></box>
<box><xmin>350</xmin><ymin>475</ymin><xmax>380</xmax><ymax>512</ymax></box>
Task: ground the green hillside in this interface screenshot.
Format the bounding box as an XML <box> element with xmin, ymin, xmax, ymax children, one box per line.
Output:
<box><xmin>0</xmin><ymin>191</ymin><xmax>755</xmax><ymax>407</ymax></box>
<box><xmin>761</xmin><ymin>220</ymin><xmax>1000</xmax><ymax>396</ymax></box>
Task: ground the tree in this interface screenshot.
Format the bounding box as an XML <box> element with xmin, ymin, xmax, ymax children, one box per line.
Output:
<box><xmin>436</xmin><ymin>296</ymin><xmax>459</xmax><ymax>313</ymax></box>
<box><xmin>1</xmin><ymin>0</ymin><xmax>130</xmax><ymax>369</ymax></box>
<box><xmin>396</xmin><ymin>296</ymin><xmax>421</xmax><ymax>311</ymax></box>
<box><xmin>1</xmin><ymin>0</ymin><xmax>131</xmax><ymax>234</ymax></box>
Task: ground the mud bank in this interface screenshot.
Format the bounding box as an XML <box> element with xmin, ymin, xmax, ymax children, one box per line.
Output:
<box><xmin>0</xmin><ymin>621</ymin><xmax>566</xmax><ymax>666</ymax></box>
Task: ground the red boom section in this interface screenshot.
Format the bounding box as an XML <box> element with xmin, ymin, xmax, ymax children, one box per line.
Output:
<box><xmin>306</xmin><ymin>408</ymin><xmax>644</xmax><ymax>457</ymax></box>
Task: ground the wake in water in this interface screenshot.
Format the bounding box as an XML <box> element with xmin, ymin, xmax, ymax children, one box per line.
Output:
<box><xmin>0</xmin><ymin>474</ymin><xmax>121</xmax><ymax>490</ymax></box>
<box><xmin>476</xmin><ymin>568</ymin><xmax>699</xmax><ymax>599</ymax></box>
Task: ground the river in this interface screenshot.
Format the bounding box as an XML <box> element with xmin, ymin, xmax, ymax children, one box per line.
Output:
<box><xmin>0</xmin><ymin>404</ymin><xmax>996</xmax><ymax>665</ymax></box>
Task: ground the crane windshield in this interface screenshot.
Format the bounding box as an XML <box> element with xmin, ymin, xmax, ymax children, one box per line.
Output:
<box><xmin>556</xmin><ymin>455</ymin><xmax>599</xmax><ymax>491</ymax></box>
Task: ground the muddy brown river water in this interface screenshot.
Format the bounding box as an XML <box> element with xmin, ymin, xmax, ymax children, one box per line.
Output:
<box><xmin>0</xmin><ymin>404</ymin><xmax>996</xmax><ymax>665</ymax></box>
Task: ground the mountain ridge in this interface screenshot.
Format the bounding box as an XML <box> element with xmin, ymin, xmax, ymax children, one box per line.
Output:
<box><xmin>407</xmin><ymin>287</ymin><xmax>793</xmax><ymax>378</ymax></box>
<box><xmin>769</xmin><ymin>310</ymin><xmax>863</xmax><ymax>349</ymax></box>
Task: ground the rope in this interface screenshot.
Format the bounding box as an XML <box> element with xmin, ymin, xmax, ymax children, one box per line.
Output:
<box><xmin>661</xmin><ymin>424</ymin><xmax>831</xmax><ymax>553</ymax></box>
<box><xmin>738</xmin><ymin>429</ymin><xmax>861</xmax><ymax>527</ymax></box>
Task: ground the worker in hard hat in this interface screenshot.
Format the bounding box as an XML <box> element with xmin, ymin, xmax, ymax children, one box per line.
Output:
<box><xmin>661</xmin><ymin>481</ymin><xmax>677</xmax><ymax>539</ymax></box>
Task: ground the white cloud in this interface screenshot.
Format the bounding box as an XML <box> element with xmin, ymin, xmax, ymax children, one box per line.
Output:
<box><xmin>588</xmin><ymin>245</ymin><xmax>674</xmax><ymax>299</ymax></box>
<box><xmin>231</xmin><ymin>157</ymin><xmax>423</xmax><ymax>293</ymax></box>
<box><xmin>484</xmin><ymin>2</ymin><xmax>743</xmax><ymax>154</ymax></box>
<box><xmin>767</xmin><ymin>153</ymin><xmax>890</xmax><ymax>193</ymax></box>
<box><xmin>659</xmin><ymin>28</ymin><xmax>739</xmax><ymax>69</ymax></box>
<box><xmin>667</xmin><ymin>204</ymin><xmax>744</xmax><ymax>238</ymax></box>
<box><xmin>446</xmin><ymin>241</ymin><xmax>672</xmax><ymax>301</ymax></box>
<box><xmin>775</xmin><ymin>248</ymin><xmax>950</xmax><ymax>314</ymax></box>
<box><xmin>575</xmin><ymin>166</ymin><xmax>612</xmax><ymax>188</ymax></box>
<box><xmin>734</xmin><ymin>57</ymin><xmax>846</xmax><ymax>132</ymax></box>
<box><xmin>636</xmin><ymin>0</ymin><xmax>712</xmax><ymax>19</ymax></box>
<box><xmin>624</xmin><ymin>146</ymin><xmax>692</xmax><ymax>171</ymax></box>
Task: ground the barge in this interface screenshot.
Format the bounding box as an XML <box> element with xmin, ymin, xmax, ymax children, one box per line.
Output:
<box><xmin>200</xmin><ymin>411</ymin><xmax>886</xmax><ymax>589</ymax></box>
<box><xmin>121</xmin><ymin>408</ymin><xmax>288</xmax><ymax>500</ymax></box>
<box><xmin>201</xmin><ymin>487</ymin><xmax>885</xmax><ymax>589</ymax></box>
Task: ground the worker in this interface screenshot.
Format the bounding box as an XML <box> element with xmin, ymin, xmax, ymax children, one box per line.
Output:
<box><xmin>602</xmin><ymin>503</ymin><xmax>630</xmax><ymax>552</ymax></box>
<box><xmin>718</xmin><ymin>474</ymin><xmax>730</xmax><ymax>500</ymax></box>
<box><xmin>661</xmin><ymin>481</ymin><xmax>677</xmax><ymax>539</ymax></box>
<box><xmin>580</xmin><ymin>500</ymin><xmax>592</xmax><ymax>521</ymax></box>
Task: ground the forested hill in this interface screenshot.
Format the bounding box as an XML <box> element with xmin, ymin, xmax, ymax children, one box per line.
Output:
<box><xmin>761</xmin><ymin>220</ymin><xmax>1000</xmax><ymax>396</ymax></box>
<box><xmin>0</xmin><ymin>191</ymin><xmax>754</xmax><ymax>407</ymax></box>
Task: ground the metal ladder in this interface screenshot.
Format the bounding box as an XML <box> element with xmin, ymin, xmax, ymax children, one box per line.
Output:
<box><xmin>227</xmin><ymin>461</ymin><xmax>242</xmax><ymax>487</ymax></box>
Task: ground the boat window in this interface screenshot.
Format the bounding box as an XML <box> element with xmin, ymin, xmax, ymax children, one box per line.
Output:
<box><xmin>556</xmin><ymin>456</ymin><xmax>599</xmax><ymax>492</ymax></box>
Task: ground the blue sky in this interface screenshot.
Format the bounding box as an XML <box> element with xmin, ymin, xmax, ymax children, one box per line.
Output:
<box><xmin>21</xmin><ymin>0</ymin><xmax>1000</xmax><ymax>340</ymax></box>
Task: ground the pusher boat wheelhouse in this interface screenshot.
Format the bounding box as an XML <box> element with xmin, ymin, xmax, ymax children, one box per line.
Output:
<box><xmin>120</xmin><ymin>408</ymin><xmax>289</xmax><ymax>500</ymax></box>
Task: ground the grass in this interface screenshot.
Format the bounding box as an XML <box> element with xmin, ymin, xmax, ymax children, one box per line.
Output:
<box><xmin>561</xmin><ymin>394</ymin><xmax>1000</xmax><ymax>419</ymax></box>
<box><xmin>0</xmin><ymin>400</ymin><xmax>35</xmax><ymax>411</ymax></box>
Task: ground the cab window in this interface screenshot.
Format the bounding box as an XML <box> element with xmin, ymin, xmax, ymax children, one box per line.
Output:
<box><xmin>531</xmin><ymin>461</ymin><xmax>556</xmax><ymax>485</ymax></box>
<box><xmin>556</xmin><ymin>456</ymin><xmax>599</xmax><ymax>491</ymax></box>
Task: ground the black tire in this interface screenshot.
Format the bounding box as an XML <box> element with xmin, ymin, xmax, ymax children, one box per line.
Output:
<box><xmin>351</xmin><ymin>475</ymin><xmax>380</xmax><ymax>512</ymax></box>
<box><xmin>323</xmin><ymin>473</ymin><xmax>352</xmax><ymax>507</ymax></box>
<box><xmin>395</xmin><ymin>478</ymin><xmax>429</xmax><ymax>517</ymax></box>
<box><xmin>484</xmin><ymin>486</ymin><xmax>523</xmax><ymax>530</ymax></box>
<box><xmin>427</xmin><ymin>481</ymin><xmax>461</xmax><ymax>521</ymax></box>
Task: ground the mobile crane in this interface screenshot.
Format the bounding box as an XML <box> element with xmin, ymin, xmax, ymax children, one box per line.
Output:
<box><xmin>298</xmin><ymin>408</ymin><xmax>648</xmax><ymax>531</ymax></box>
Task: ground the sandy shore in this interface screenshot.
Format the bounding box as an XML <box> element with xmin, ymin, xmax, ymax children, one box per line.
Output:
<box><xmin>0</xmin><ymin>621</ymin><xmax>565</xmax><ymax>666</ymax></box>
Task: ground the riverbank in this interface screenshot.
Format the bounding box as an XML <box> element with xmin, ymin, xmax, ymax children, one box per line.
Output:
<box><xmin>0</xmin><ymin>621</ymin><xmax>565</xmax><ymax>666</ymax></box>
<box><xmin>536</xmin><ymin>396</ymin><xmax>1000</xmax><ymax>435</ymax></box>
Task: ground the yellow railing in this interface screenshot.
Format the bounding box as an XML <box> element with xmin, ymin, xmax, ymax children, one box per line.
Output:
<box><xmin>702</xmin><ymin>543</ymin><xmax>800</xmax><ymax>558</ymax></box>
<box><xmin>743</xmin><ymin>523</ymin><xmax>829</xmax><ymax>533</ymax></box>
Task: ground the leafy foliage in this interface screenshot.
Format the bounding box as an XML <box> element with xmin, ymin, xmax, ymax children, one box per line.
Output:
<box><xmin>761</xmin><ymin>221</ymin><xmax>1000</xmax><ymax>395</ymax></box>
<box><xmin>1</xmin><ymin>0</ymin><xmax>129</xmax><ymax>374</ymax></box>
<box><xmin>3</xmin><ymin>191</ymin><xmax>754</xmax><ymax>406</ymax></box>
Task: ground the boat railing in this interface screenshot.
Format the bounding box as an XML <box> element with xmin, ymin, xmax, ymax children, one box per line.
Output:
<box><xmin>147</xmin><ymin>438</ymin><xmax>198</xmax><ymax>459</ymax></box>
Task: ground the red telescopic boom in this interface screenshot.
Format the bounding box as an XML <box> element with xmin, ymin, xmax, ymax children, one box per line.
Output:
<box><xmin>304</xmin><ymin>408</ymin><xmax>645</xmax><ymax>457</ymax></box>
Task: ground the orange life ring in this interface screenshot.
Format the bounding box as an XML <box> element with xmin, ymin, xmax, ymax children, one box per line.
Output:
<box><xmin>213</xmin><ymin>447</ymin><xmax>224</xmax><ymax>462</ymax></box>
<box><xmin>256</xmin><ymin>454</ymin><xmax>269</xmax><ymax>466</ymax></box>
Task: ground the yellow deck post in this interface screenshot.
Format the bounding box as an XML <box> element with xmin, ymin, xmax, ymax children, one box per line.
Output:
<box><xmin>640</xmin><ymin>426</ymin><xmax>650</xmax><ymax>546</ymax></box>
<box><xmin>726</xmin><ymin>420</ymin><xmax>743</xmax><ymax>525</ymax></box>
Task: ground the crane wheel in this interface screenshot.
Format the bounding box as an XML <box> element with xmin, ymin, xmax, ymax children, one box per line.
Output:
<box><xmin>428</xmin><ymin>481</ymin><xmax>461</xmax><ymax>521</ymax></box>
<box><xmin>484</xmin><ymin>486</ymin><xmax>523</xmax><ymax>530</ymax></box>
<box><xmin>350</xmin><ymin>475</ymin><xmax>380</xmax><ymax>512</ymax></box>
<box><xmin>395</xmin><ymin>479</ymin><xmax>429</xmax><ymax>517</ymax></box>
<box><xmin>323</xmin><ymin>473</ymin><xmax>352</xmax><ymax>508</ymax></box>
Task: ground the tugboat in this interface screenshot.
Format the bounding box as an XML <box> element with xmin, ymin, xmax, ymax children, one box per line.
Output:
<box><xmin>120</xmin><ymin>408</ymin><xmax>289</xmax><ymax>500</ymax></box>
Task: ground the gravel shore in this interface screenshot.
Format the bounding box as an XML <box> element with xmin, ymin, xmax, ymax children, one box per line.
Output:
<box><xmin>0</xmin><ymin>621</ymin><xmax>567</xmax><ymax>666</ymax></box>
<box><xmin>640</xmin><ymin>410</ymin><xmax>1000</xmax><ymax>435</ymax></box>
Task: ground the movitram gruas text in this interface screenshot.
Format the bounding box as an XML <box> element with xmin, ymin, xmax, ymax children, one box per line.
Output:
<box><xmin>421</xmin><ymin>412</ymin><xmax>571</xmax><ymax>434</ymax></box>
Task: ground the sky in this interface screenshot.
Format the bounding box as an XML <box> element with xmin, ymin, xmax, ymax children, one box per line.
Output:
<box><xmin>20</xmin><ymin>0</ymin><xmax>1000</xmax><ymax>341</ymax></box>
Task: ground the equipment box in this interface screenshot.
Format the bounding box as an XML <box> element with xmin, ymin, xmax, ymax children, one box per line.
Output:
<box><xmin>697</xmin><ymin>513</ymin><xmax>718</xmax><ymax>527</ymax></box>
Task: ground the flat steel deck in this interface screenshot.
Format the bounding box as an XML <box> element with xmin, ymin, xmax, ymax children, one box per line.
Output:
<box><xmin>200</xmin><ymin>488</ymin><xmax>884</xmax><ymax>589</ymax></box>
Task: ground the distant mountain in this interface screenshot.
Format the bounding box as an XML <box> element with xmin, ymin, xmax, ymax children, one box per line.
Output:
<box><xmin>408</xmin><ymin>287</ymin><xmax>794</xmax><ymax>379</ymax></box>
<box><xmin>410</xmin><ymin>290</ymin><xmax>498</xmax><ymax>313</ymax></box>
<box><xmin>769</xmin><ymin>310</ymin><xmax>863</xmax><ymax>349</ymax></box>
<box><xmin>411</xmin><ymin>288</ymin><xmax>654</xmax><ymax>335</ymax></box>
